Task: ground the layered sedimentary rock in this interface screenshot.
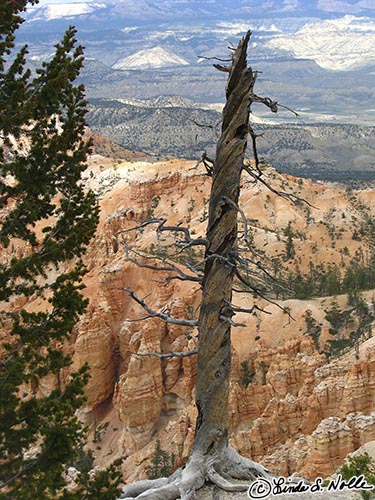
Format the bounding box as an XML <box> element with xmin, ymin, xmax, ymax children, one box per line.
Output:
<box><xmin>69</xmin><ymin>158</ymin><xmax>375</xmax><ymax>480</ymax></box>
<box><xmin>231</xmin><ymin>339</ymin><xmax>375</xmax><ymax>479</ymax></box>
<box><xmin>6</xmin><ymin>155</ymin><xmax>375</xmax><ymax>481</ymax></box>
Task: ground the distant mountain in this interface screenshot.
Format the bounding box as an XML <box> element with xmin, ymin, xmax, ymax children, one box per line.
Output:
<box><xmin>112</xmin><ymin>46</ymin><xmax>189</xmax><ymax>70</ymax></box>
<box><xmin>25</xmin><ymin>0</ymin><xmax>375</xmax><ymax>24</ymax></box>
<box><xmin>86</xmin><ymin>97</ymin><xmax>218</xmax><ymax>161</ymax></box>
<box><xmin>86</xmin><ymin>97</ymin><xmax>375</xmax><ymax>183</ymax></box>
<box><xmin>267</xmin><ymin>15</ymin><xmax>375</xmax><ymax>70</ymax></box>
<box><xmin>26</xmin><ymin>2</ymin><xmax>107</xmax><ymax>21</ymax></box>
<box><xmin>20</xmin><ymin>1</ymin><xmax>375</xmax><ymax>125</ymax></box>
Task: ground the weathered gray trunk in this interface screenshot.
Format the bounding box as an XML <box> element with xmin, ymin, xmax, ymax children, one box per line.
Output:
<box><xmin>121</xmin><ymin>31</ymin><xmax>272</xmax><ymax>500</ymax></box>
<box><xmin>193</xmin><ymin>31</ymin><xmax>255</xmax><ymax>457</ymax></box>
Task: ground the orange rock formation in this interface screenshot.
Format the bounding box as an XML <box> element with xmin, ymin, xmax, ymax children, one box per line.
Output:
<box><xmin>5</xmin><ymin>154</ymin><xmax>375</xmax><ymax>481</ymax></box>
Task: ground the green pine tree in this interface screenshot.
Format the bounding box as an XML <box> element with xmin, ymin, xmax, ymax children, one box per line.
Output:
<box><xmin>283</xmin><ymin>221</ymin><xmax>296</xmax><ymax>261</ymax></box>
<box><xmin>145</xmin><ymin>440</ymin><xmax>176</xmax><ymax>480</ymax></box>
<box><xmin>0</xmin><ymin>2</ymin><xmax>121</xmax><ymax>498</ymax></box>
<box><xmin>303</xmin><ymin>309</ymin><xmax>321</xmax><ymax>351</ymax></box>
<box><xmin>341</xmin><ymin>453</ymin><xmax>375</xmax><ymax>500</ymax></box>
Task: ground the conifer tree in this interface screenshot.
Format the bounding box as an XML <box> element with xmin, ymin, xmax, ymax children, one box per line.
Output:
<box><xmin>0</xmin><ymin>2</ymin><xmax>120</xmax><ymax>498</ymax></box>
<box><xmin>146</xmin><ymin>441</ymin><xmax>175</xmax><ymax>480</ymax></box>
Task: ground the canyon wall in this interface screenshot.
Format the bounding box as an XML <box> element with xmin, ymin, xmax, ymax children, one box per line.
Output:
<box><xmin>6</xmin><ymin>155</ymin><xmax>375</xmax><ymax>481</ymax></box>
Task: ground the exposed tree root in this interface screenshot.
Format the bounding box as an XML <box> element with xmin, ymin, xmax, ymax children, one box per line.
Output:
<box><xmin>120</xmin><ymin>447</ymin><xmax>272</xmax><ymax>500</ymax></box>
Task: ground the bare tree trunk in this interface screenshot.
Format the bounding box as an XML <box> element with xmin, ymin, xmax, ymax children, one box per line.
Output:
<box><xmin>121</xmin><ymin>31</ymin><xmax>273</xmax><ymax>500</ymax></box>
<box><xmin>193</xmin><ymin>30</ymin><xmax>254</xmax><ymax>458</ymax></box>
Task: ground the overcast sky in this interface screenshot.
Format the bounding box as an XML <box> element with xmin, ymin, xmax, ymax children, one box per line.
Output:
<box><xmin>34</xmin><ymin>0</ymin><xmax>85</xmax><ymax>5</ymax></box>
<box><xmin>31</xmin><ymin>0</ymin><xmax>375</xmax><ymax>13</ymax></box>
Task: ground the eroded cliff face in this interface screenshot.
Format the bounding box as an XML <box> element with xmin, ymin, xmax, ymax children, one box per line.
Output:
<box><xmin>5</xmin><ymin>154</ymin><xmax>375</xmax><ymax>481</ymax></box>
<box><xmin>231</xmin><ymin>335</ymin><xmax>375</xmax><ymax>479</ymax></box>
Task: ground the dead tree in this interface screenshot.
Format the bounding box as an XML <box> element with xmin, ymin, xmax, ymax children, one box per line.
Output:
<box><xmin>121</xmin><ymin>31</ymin><xmax>291</xmax><ymax>499</ymax></box>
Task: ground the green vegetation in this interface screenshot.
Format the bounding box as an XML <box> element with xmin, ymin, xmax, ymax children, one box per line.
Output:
<box><xmin>340</xmin><ymin>453</ymin><xmax>375</xmax><ymax>500</ymax></box>
<box><xmin>303</xmin><ymin>309</ymin><xmax>322</xmax><ymax>351</ymax></box>
<box><xmin>267</xmin><ymin>192</ymin><xmax>375</xmax><ymax>302</ymax></box>
<box><xmin>325</xmin><ymin>301</ymin><xmax>351</xmax><ymax>336</ymax></box>
<box><xmin>147</xmin><ymin>194</ymin><xmax>161</xmax><ymax>218</ymax></box>
<box><xmin>283</xmin><ymin>221</ymin><xmax>296</xmax><ymax>261</ymax></box>
<box><xmin>285</xmin><ymin>255</ymin><xmax>375</xmax><ymax>300</ymax></box>
<box><xmin>0</xmin><ymin>2</ymin><xmax>121</xmax><ymax>498</ymax></box>
<box><xmin>146</xmin><ymin>440</ymin><xmax>176</xmax><ymax>480</ymax></box>
<box><xmin>240</xmin><ymin>360</ymin><xmax>255</xmax><ymax>388</ymax></box>
<box><xmin>323</xmin><ymin>292</ymin><xmax>374</xmax><ymax>359</ymax></box>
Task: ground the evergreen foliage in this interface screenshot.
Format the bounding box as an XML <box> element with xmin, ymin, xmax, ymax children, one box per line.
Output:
<box><xmin>285</xmin><ymin>256</ymin><xmax>375</xmax><ymax>300</ymax></box>
<box><xmin>283</xmin><ymin>221</ymin><xmax>296</xmax><ymax>261</ymax></box>
<box><xmin>145</xmin><ymin>440</ymin><xmax>175</xmax><ymax>480</ymax></box>
<box><xmin>303</xmin><ymin>309</ymin><xmax>321</xmax><ymax>351</ymax></box>
<box><xmin>340</xmin><ymin>453</ymin><xmax>375</xmax><ymax>500</ymax></box>
<box><xmin>324</xmin><ymin>301</ymin><xmax>350</xmax><ymax>336</ymax></box>
<box><xmin>0</xmin><ymin>2</ymin><xmax>121</xmax><ymax>498</ymax></box>
<box><xmin>239</xmin><ymin>360</ymin><xmax>255</xmax><ymax>388</ymax></box>
<box><xmin>323</xmin><ymin>293</ymin><xmax>374</xmax><ymax>359</ymax></box>
<box><xmin>277</xmin><ymin>195</ymin><xmax>375</xmax><ymax>301</ymax></box>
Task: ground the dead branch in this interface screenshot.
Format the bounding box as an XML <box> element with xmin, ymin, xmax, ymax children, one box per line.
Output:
<box><xmin>213</xmin><ymin>64</ymin><xmax>231</xmax><ymax>73</ymax></box>
<box><xmin>277</xmin><ymin>103</ymin><xmax>300</xmax><ymax>116</ymax></box>
<box><xmin>190</xmin><ymin>151</ymin><xmax>217</xmax><ymax>175</ymax></box>
<box><xmin>116</xmin><ymin>217</ymin><xmax>162</xmax><ymax>234</ymax></box>
<box><xmin>187</xmin><ymin>118</ymin><xmax>216</xmax><ymax>130</ymax></box>
<box><xmin>235</xmin><ymin>253</ymin><xmax>283</xmax><ymax>287</ymax></box>
<box><xmin>203</xmin><ymin>253</ymin><xmax>237</xmax><ymax>271</ymax></box>
<box><xmin>221</xmin><ymin>196</ymin><xmax>250</xmax><ymax>247</ymax></box>
<box><xmin>199</xmin><ymin>151</ymin><xmax>215</xmax><ymax>176</ymax></box>
<box><xmin>124</xmin><ymin>245</ymin><xmax>202</xmax><ymax>283</ymax></box>
<box><xmin>223</xmin><ymin>299</ymin><xmax>271</xmax><ymax>316</ymax></box>
<box><xmin>242</xmin><ymin>163</ymin><xmax>315</xmax><ymax>208</ymax></box>
<box><xmin>124</xmin><ymin>315</ymin><xmax>154</xmax><ymax>323</ymax></box>
<box><xmin>234</xmin><ymin>269</ymin><xmax>270</xmax><ymax>298</ymax></box>
<box><xmin>128</xmin><ymin>348</ymin><xmax>198</xmax><ymax>359</ymax></box>
<box><xmin>180</xmin><ymin>260</ymin><xmax>205</xmax><ymax>276</ymax></box>
<box><xmin>233</xmin><ymin>268</ymin><xmax>293</xmax><ymax>318</ymax></box>
<box><xmin>120</xmin><ymin>287</ymin><xmax>198</xmax><ymax>327</ymax></box>
<box><xmin>118</xmin><ymin>218</ymin><xmax>208</xmax><ymax>249</ymax></box>
<box><xmin>250</xmin><ymin>94</ymin><xmax>279</xmax><ymax>113</ymax></box>
<box><xmin>198</xmin><ymin>56</ymin><xmax>232</xmax><ymax>63</ymax></box>
<box><xmin>157</xmin><ymin>219</ymin><xmax>208</xmax><ymax>248</ymax></box>
<box><xmin>219</xmin><ymin>316</ymin><xmax>246</xmax><ymax>327</ymax></box>
<box><xmin>248</xmin><ymin>124</ymin><xmax>264</xmax><ymax>174</ymax></box>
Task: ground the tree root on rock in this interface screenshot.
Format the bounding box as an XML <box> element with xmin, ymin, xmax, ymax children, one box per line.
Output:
<box><xmin>120</xmin><ymin>447</ymin><xmax>272</xmax><ymax>500</ymax></box>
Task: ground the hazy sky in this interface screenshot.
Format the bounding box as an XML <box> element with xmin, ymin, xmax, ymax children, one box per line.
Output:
<box><xmin>35</xmin><ymin>0</ymin><xmax>85</xmax><ymax>5</ymax></box>
<box><xmin>32</xmin><ymin>0</ymin><xmax>375</xmax><ymax>10</ymax></box>
<box><xmin>30</xmin><ymin>0</ymin><xmax>375</xmax><ymax>14</ymax></box>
